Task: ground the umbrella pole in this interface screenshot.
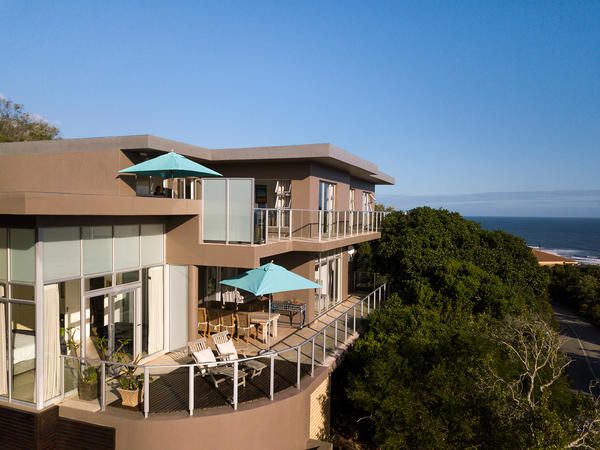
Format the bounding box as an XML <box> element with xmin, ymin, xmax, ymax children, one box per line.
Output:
<box><xmin>268</xmin><ymin>294</ymin><xmax>272</xmax><ymax>351</ymax></box>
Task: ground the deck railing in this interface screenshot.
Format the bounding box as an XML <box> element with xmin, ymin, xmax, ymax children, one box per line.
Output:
<box><xmin>60</xmin><ymin>284</ymin><xmax>388</xmax><ymax>417</ymax></box>
<box><xmin>252</xmin><ymin>209</ymin><xmax>386</xmax><ymax>244</ymax></box>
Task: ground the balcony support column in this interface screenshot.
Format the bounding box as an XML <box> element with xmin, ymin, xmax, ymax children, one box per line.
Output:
<box><xmin>189</xmin><ymin>365</ymin><xmax>194</xmax><ymax>416</ymax></box>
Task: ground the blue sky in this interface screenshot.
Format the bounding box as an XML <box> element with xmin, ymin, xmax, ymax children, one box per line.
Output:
<box><xmin>1</xmin><ymin>1</ymin><xmax>599</xmax><ymax>215</ymax></box>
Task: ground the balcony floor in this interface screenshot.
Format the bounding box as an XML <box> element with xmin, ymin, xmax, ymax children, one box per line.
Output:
<box><xmin>63</xmin><ymin>294</ymin><xmax>369</xmax><ymax>416</ymax></box>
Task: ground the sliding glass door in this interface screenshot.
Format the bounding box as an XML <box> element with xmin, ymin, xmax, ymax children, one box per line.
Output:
<box><xmin>88</xmin><ymin>288</ymin><xmax>138</xmax><ymax>360</ymax></box>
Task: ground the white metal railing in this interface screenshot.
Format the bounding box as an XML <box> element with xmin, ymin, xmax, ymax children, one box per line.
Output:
<box><xmin>253</xmin><ymin>209</ymin><xmax>386</xmax><ymax>244</ymax></box>
<box><xmin>59</xmin><ymin>284</ymin><xmax>388</xmax><ymax>417</ymax></box>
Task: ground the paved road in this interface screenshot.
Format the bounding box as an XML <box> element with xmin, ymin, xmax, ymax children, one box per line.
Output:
<box><xmin>554</xmin><ymin>304</ymin><xmax>600</xmax><ymax>392</ymax></box>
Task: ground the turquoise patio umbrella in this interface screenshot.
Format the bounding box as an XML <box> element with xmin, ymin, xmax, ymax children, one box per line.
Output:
<box><xmin>220</xmin><ymin>262</ymin><xmax>320</xmax><ymax>349</ymax></box>
<box><xmin>119</xmin><ymin>151</ymin><xmax>222</xmax><ymax>179</ymax></box>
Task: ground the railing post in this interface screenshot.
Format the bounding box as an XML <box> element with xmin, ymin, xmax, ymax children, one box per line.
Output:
<box><xmin>233</xmin><ymin>361</ymin><xmax>239</xmax><ymax>410</ymax></box>
<box><xmin>101</xmin><ymin>362</ymin><xmax>106</xmax><ymax>412</ymax></box>
<box><xmin>328</xmin><ymin>212</ymin><xmax>332</xmax><ymax>240</ymax></box>
<box><xmin>252</xmin><ymin>206</ymin><xmax>255</xmax><ymax>243</ymax></box>
<box><xmin>336</xmin><ymin>211</ymin><xmax>339</xmax><ymax>238</ymax></box>
<box><xmin>278</xmin><ymin>209</ymin><xmax>281</xmax><ymax>241</ymax></box>
<box><xmin>264</xmin><ymin>210</ymin><xmax>269</xmax><ymax>244</ymax></box>
<box><xmin>344</xmin><ymin>312</ymin><xmax>348</xmax><ymax>342</ymax></box>
<box><xmin>353</xmin><ymin>306</ymin><xmax>357</xmax><ymax>333</ymax></box>
<box><xmin>270</xmin><ymin>354</ymin><xmax>275</xmax><ymax>400</ymax></box>
<box><xmin>143</xmin><ymin>366</ymin><xmax>149</xmax><ymax>418</ymax></box>
<box><xmin>289</xmin><ymin>209</ymin><xmax>293</xmax><ymax>240</ymax></box>
<box><xmin>311</xmin><ymin>336</ymin><xmax>315</xmax><ymax>377</ymax></box>
<box><xmin>188</xmin><ymin>365</ymin><xmax>194</xmax><ymax>416</ymax></box>
<box><xmin>367</xmin><ymin>293</ymin><xmax>371</xmax><ymax>314</ymax></box>
<box><xmin>296</xmin><ymin>347</ymin><xmax>301</xmax><ymax>389</ymax></box>
<box><xmin>318</xmin><ymin>210</ymin><xmax>322</xmax><ymax>242</ymax></box>
<box><xmin>344</xmin><ymin>211</ymin><xmax>347</xmax><ymax>238</ymax></box>
<box><xmin>334</xmin><ymin>318</ymin><xmax>338</xmax><ymax>346</ymax></box>
<box><xmin>361</xmin><ymin>298</ymin><xmax>364</xmax><ymax>317</ymax></box>
<box><xmin>60</xmin><ymin>356</ymin><xmax>65</xmax><ymax>401</ymax></box>
<box><xmin>322</xmin><ymin>328</ymin><xmax>326</xmax><ymax>363</ymax></box>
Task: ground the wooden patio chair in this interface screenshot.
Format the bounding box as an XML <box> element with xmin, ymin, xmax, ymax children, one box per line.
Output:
<box><xmin>235</xmin><ymin>312</ymin><xmax>256</xmax><ymax>341</ymax></box>
<box><xmin>220</xmin><ymin>312</ymin><xmax>236</xmax><ymax>337</ymax></box>
<box><xmin>197</xmin><ymin>307</ymin><xmax>209</xmax><ymax>336</ymax></box>
<box><xmin>207</xmin><ymin>309</ymin><xmax>222</xmax><ymax>335</ymax></box>
<box><xmin>212</xmin><ymin>331</ymin><xmax>266</xmax><ymax>379</ymax></box>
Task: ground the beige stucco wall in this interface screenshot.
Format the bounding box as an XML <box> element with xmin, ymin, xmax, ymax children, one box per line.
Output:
<box><xmin>0</xmin><ymin>148</ymin><xmax>140</xmax><ymax>197</ymax></box>
<box><xmin>309</xmin><ymin>376</ymin><xmax>330</xmax><ymax>440</ymax></box>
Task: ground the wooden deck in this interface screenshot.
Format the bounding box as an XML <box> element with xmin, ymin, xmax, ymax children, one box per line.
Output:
<box><xmin>64</xmin><ymin>294</ymin><xmax>373</xmax><ymax>417</ymax></box>
<box><xmin>108</xmin><ymin>358</ymin><xmax>312</xmax><ymax>414</ymax></box>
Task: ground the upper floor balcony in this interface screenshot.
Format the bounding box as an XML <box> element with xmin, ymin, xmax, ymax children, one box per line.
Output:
<box><xmin>200</xmin><ymin>178</ymin><xmax>385</xmax><ymax>246</ymax></box>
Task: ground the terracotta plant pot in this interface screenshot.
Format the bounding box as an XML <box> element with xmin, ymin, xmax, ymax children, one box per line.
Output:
<box><xmin>78</xmin><ymin>380</ymin><xmax>98</xmax><ymax>401</ymax></box>
<box><xmin>117</xmin><ymin>387</ymin><xmax>140</xmax><ymax>408</ymax></box>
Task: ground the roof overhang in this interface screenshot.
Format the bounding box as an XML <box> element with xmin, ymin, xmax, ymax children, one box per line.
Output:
<box><xmin>208</xmin><ymin>143</ymin><xmax>395</xmax><ymax>185</ymax></box>
<box><xmin>0</xmin><ymin>135</ymin><xmax>395</xmax><ymax>185</ymax></box>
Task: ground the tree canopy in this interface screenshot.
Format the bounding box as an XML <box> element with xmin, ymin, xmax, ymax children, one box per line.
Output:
<box><xmin>332</xmin><ymin>207</ymin><xmax>599</xmax><ymax>449</ymax></box>
<box><xmin>549</xmin><ymin>264</ymin><xmax>600</xmax><ymax>325</ymax></box>
<box><xmin>0</xmin><ymin>97</ymin><xmax>59</xmax><ymax>142</ymax></box>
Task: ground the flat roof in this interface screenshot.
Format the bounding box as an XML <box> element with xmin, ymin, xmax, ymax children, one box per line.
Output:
<box><xmin>0</xmin><ymin>135</ymin><xmax>395</xmax><ymax>185</ymax></box>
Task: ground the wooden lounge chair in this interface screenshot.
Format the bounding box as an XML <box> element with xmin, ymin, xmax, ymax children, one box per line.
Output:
<box><xmin>188</xmin><ymin>337</ymin><xmax>209</xmax><ymax>354</ymax></box>
<box><xmin>212</xmin><ymin>331</ymin><xmax>266</xmax><ymax>379</ymax></box>
<box><xmin>190</xmin><ymin>344</ymin><xmax>247</xmax><ymax>389</ymax></box>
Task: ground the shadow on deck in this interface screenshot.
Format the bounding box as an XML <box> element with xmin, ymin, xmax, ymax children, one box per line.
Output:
<box><xmin>108</xmin><ymin>359</ymin><xmax>312</xmax><ymax>415</ymax></box>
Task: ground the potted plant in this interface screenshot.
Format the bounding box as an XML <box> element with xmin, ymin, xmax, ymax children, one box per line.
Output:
<box><xmin>78</xmin><ymin>364</ymin><xmax>99</xmax><ymax>400</ymax></box>
<box><xmin>65</xmin><ymin>328</ymin><xmax>99</xmax><ymax>400</ymax></box>
<box><xmin>116</xmin><ymin>355</ymin><xmax>144</xmax><ymax>408</ymax></box>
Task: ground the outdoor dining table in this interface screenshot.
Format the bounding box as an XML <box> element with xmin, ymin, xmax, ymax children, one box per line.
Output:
<box><xmin>250</xmin><ymin>312</ymin><xmax>280</xmax><ymax>343</ymax></box>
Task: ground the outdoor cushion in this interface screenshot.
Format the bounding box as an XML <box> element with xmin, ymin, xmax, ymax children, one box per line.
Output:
<box><xmin>216</xmin><ymin>340</ymin><xmax>238</xmax><ymax>361</ymax></box>
<box><xmin>192</xmin><ymin>349</ymin><xmax>218</xmax><ymax>368</ymax></box>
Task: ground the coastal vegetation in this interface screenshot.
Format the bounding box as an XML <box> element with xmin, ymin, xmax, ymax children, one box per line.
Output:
<box><xmin>548</xmin><ymin>264</ymin><xmax>600</xmax><ymax>326</ymax></box>
<box><xmin>332</xmin><ymin>207</ymin><xmax>600</xmax><ymax>449</ymax></box>
<box><xmin>0</xmin><ymin>97</ymin><xmax>59</xmax><ymax>142</ymax></box>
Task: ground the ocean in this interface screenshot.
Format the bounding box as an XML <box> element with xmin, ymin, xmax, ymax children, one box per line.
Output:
<box><xmin>470</xmin><ymin>217</ymin><xmax>600</xmax><ymax>265</ymax></box>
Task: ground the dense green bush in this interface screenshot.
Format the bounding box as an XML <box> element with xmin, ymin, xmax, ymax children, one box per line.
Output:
<box><xmin>548</xmin><ymin>264</ymin><xmax>600</xmax><ymax>324</ymax></box>
<box><xmin>331</xmin><ymin>207</ymin><xmax>597</xmax><ymax>449</ymax></box>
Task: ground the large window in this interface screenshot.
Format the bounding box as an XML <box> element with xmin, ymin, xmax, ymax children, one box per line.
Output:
<box><xmin>142</xmin><ymin>266</ymin><xmax>164</xmax><ymax>356</ymax></box>
<box><xmin>114</xmin><ymin>225</ymin><xmax>140</xmax><ymax>271</ymax></box>
<box><xmin>200</xmin><ymin>266</ymin><xmax>246</xmax><ymax>306</ymax></box>
<box><xmin>0</xmin><ymin>300</ymin><xmax>37</xmax><ymax>403</ymax></box>
<box><xmin>44</xmin><ymin>279</ymin><xmax>81</xmax><ymax>400</ymax></box>
<box><xmin>9</xmin><ymin>229</ymin><xmax>35</xmax><ymax>284</ymax></box>
<box><xmin>11</xmin><ymin>302</ymin><xmax>36</xmax><ymax>403</ymax></box>
<box><xmin>82</xmin><ymin>226</ymin><xmax>112</xmax><ymax>275</ymax></box>
<box><xmin>314</xmin><ymin>251</ymin><xmax>343</xmax><ymax>315</ymax></box>
<box><xmin>0</xmin><ymin>228</ymin><xmax>37</xmax><ymax>404</ymax></box>
<box><xmin>202</xmin><ymin>178</ymin><xmax>253</xmax><ymax>243</ymax></box>
<box><xmin>41</xmin><ymin>227</ymin><xmax>80</xmax><ymax>282</ymax></box>
<box><xmin>0</xmin><ymin>224</ymin><xmax>167</xmax><ymax>409</ymax></box>
<box><xmin>0</xmin><ymin>302</ymin><xmax>7</xmax><ymax>398</ymax></box>
<box><xmin>318</xmin><ymin>181</ymin><xmax>335</xmax><ymax>211</ymax></box>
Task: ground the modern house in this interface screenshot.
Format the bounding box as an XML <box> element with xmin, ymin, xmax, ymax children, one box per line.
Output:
<box><xmin>0</xmin><ymin>135</ymin><xmax>394</xmax><ymax>450</ymax></box>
